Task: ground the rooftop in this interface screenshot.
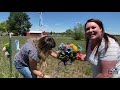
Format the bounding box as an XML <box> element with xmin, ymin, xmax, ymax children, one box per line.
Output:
<box><xmin>28</xmin><ymin>31</ymin><xmax>42</xmax><ymax>33</ymax></box>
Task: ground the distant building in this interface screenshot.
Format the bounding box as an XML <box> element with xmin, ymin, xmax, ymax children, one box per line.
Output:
<box><xmin>26</xmin><ymin>31</ymin><xmax>49</xmax><ymax>37</ymax></box>
<box><xmin>2</xmin><ymin>32</ymin><xmax>9</xmax><ymax>36</ymax></box>
<box><xmin>42</xmin><ymin>31</ymin><xmax>49</xmax><ymax>36</ymax></box>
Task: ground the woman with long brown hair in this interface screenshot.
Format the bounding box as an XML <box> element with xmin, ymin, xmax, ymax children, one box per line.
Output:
<box><xmin>14</xmin><ymin>36</ymin><xmax>58</xmax><ymax>78</ymax></box>
<box><xmin>81</xmin><ymin>18</ymin><xmax>120</xmax><ymax>78</ymax></box>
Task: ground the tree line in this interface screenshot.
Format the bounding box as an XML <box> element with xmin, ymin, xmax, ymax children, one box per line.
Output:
<box><xmin>50</xmin><ymin>23</ymin><xmax>85</xmax><ymax>40</ymax></box>
<box><xmin>0</xmin><ymin>12</ymin><xmax>32</xmax><ymax>36</ymax></box>
<box><xmin>0</xmin><ymin>12</ymin><xmax>85</xmax><ymax>40</ymax></box>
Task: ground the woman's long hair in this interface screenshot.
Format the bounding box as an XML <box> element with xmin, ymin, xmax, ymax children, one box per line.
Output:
<box><xmin>35</xmin><ymin>36</ymin><xmax>56</xmax><ymax>70</ymax></box>
<box><xmin>84</xmin><ymin>18</ymin><xmax>119</xmax><ymax>55</ymax></box>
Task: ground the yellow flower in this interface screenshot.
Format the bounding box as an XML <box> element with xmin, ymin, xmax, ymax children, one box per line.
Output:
<box><xmin>70</xmin><ymin>44</ymin><xmax>79</xmax><ymax>52</ymax></box>
<box><xmin>4</xmin><ymin>43</ymin><xmax>10</xmax><ymax>48</ymax></box>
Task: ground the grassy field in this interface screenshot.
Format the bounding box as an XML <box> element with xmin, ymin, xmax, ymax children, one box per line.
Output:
<box><xmin>1</xmin><ymin>35</ymin><xmax>120</xmax><ymax>78</ymax></box>
<box><xmin>2</xmin><ymin>35</ymin><xmax>114</xmax><ymax>78</ymax></box>
<box><xmin>0</xmin><ymin>35</ymin><xmax>93</xmax><ymax>78</ymax></box>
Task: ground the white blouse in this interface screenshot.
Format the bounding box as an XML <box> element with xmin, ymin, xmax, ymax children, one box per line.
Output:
<box><xmin>86</xmin><ymin>36</ymin><xmax>120</xmax><ymax>77</ymax></box>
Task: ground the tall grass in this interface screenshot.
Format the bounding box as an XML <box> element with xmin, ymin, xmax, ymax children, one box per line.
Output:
<box><xmin>0</xmin><ymin>35</ymin><xmax>92</xmax><ymax>78</ymax></box>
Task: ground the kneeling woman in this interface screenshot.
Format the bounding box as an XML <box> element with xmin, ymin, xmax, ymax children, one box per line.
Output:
<box><xmin>14</xmin><ymin>36</ymin><xmax>58</xmax><ymax>78</ymax></box>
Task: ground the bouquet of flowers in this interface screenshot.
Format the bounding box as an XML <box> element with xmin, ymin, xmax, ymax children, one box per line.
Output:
<box><xmin>2</xmin><ymin>42</ymin><xmax>10</xmax><ymax>58</ymax></box>
<box><xmin>57</xmin><ymin>43</ymin><xmax>83</xmax><ymax>65</ymax></box>
<box><xmin>2</xmin><ymin>40</ymin><xmax>20</xmax><ymax>58</ymax></box>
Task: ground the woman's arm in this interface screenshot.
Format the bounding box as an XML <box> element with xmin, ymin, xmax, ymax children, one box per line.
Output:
<box><xmin>29</xmin><ymin>57</ymin><xmax>45</xmax><ymax>78</ymax></box>
<box><xmin>49</xmin><ymin>50</ymin><xmax>58</xmax><ymax>58</ymax></box>
<box><xmin>49</xmin><ymin>49</ymin><xmax>87</xmax><ymax>61</ymax></box>
<box><xmin>96</xmin><ymin>60</ymin><xmax>117</xmax><ymax>78</ymax></box>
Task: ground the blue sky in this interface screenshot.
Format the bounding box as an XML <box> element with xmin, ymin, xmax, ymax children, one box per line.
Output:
<box><xmin>0</xmin><ymin>12</ymin><xmax>120</xmax><ymax>35</ymax></box>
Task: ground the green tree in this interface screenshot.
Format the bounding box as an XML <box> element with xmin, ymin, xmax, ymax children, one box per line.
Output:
<box><xmin>73</xmin><ymin>23</ymin><xmax>85</xmax><ymax>40</ymax></box>
<box><xmin>0</xmin><ymin>21</ymin><xmax>9</xmax><ymax>32</ymax></box>
<box><xmin>7</xmin><ymin>12</ymin><xmax>32</xmax><ymax>36</ymax></box>
<box><xmin>66</xmin><ymin>29</ymin><xmax>73</xmax><ymax>37</ymax></box>
<box><xmin>50</xmin><ymin>31</ymin><xmax>53</xmax><ymax>35</ymax></box>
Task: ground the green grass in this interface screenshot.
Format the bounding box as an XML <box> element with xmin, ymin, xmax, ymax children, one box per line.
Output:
<box><xmin>0</xmin><ymin>35</ymin><xmax>92</xmax><ymax>78</ymax></box>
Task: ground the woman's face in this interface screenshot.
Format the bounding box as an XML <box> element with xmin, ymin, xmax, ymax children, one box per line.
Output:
<box><xmin>85</xmin><ymin>22</ymin><xmax>102</xmax><ymax>41</ymax></box>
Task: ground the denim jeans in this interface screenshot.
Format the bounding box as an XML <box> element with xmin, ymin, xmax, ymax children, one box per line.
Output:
<box><xmin>14</xmin><ymin>60</ymin><xmax>37</xmax><ymax>78</ymax></box>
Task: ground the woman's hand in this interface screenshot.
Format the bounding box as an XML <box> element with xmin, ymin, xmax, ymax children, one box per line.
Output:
<box><xmin>81</xmin><ymin>54</ymin><xmax>86</xmax><ymax>60</ymax></box>
<box><xmin>76</xmin><ymin>53</ymin><xmax>86</xmax><ymax>61</ymax></box>
<box><xmin>44</xmin><ymin>75</ymin><xmax>51</xmax><ymax>78</ymax></box>
<box><xmin>96</xmin><ymin>60</ymin><xmax>117</xmax><ymax>78</ymax></box>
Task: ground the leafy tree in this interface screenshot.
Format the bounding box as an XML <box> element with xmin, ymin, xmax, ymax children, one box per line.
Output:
<box><xmin>72</xmin><ymin>23</ymin><xmax>85</xmax><ymax>40</ymax></box>
<box><xmin>66</xmin><ymin>29</ymin><xmax>74</xmax><ymax>37</ymax></box>
<box><xmin>50</xmin><ymin>31</ymin><xmax>53</xmax><ymax>35</ymax></box>
<box><xmin>0</xmin><ymin>21</ymin><xmax>9</xmax><ymax>32</ymax></box>
<box><xmin>7</xmin><ymin>12</ymin><xmax>32</xmax><ymax>36</ymax></box>
<box><xmin>65</xmin><ymin>22</ymin><xmax>85</xmax><ymax>40</ymax></box>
